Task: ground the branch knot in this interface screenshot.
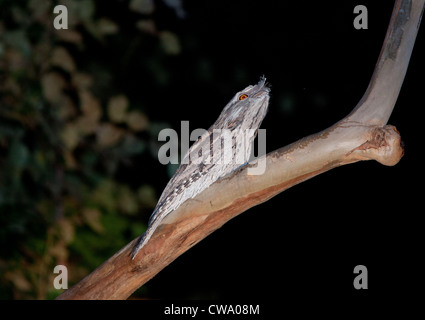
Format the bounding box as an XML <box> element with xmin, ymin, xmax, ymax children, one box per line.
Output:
<box><xmin>347</xmin><ymin>125</ymin><xmax>404</xmax><ymax>166</ymax></box>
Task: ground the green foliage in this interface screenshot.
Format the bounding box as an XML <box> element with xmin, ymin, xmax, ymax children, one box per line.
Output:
<box><xmin>0</xmin><ymin>0</ymin><xmax>180</xmax><ymax>299</ymax></box>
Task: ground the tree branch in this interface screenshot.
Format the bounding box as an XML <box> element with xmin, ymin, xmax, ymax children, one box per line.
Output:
<box><xmin>348</xmin><ymin>0</ymin><xmax>423</xmax><ymax>125</ymax></box>
<box><xmin>56</xmin><ymin>0</ymin><xmax>424</xmax><ymax>300</ymax></box>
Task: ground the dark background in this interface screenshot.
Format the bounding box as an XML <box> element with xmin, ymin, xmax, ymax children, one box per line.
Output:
<box><xmin>0</xmin><ymin>0</ymin><xmax>423</xmax><ymax>300</ymax></box>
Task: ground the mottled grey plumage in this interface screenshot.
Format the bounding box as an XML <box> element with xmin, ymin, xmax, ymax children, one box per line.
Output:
<box><xmin>131</xmin><ymin>77</ymin><xmax>270</xmax><ymax>258</ymax></box>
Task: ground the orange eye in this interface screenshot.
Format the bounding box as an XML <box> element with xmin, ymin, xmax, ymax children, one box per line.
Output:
<box><xmin>239</xmin><ymin>94</ymin><xmax>248</xmax><ymax>101</ymax></box>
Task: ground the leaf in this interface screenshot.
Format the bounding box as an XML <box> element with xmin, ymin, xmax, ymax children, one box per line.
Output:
<box><xmin>57</xmin><ymin>218</ymin><xmax>75</xmax><ymax>244</ymax></box>
<box><xmin>48</xmin><ymin>241</ymin><xmax>68</xmax><ymax>261</ymax></box>
<box><xmin>82</xmin><ymin>208</ymin><xmax>104</xmax><ymax>233</ymax></box>
<box><xmin>8</xmin><ymin>140</ymin><xmax>29</xmax><ymax>169</ymax></box>
<box><xmin>159</xmin><ymin>31</ymin><xmax>181</xmax><ymax>55</ymax></box>
<box><xmin>90</xmin><ymin>179</ymin><xmax>116</xmax><ymax>213</ymax></box>
<box><xmin>107</xmin><ymin>95</ymin><xmax>128</xmax><ymax>123</ymax></box>
<box><xmin>63</xmin><ymin>150</ymin><xmax>78</xmax><ymax>169</ymax></box>
<box><xmin>41</xmin><ymin>72</ymin><xmax>66</xmax><ymax>104</ymax></box>
<box><xmin>162</xmin><ymin>0</ymin><xmax>187</xmax><ymax>19</ymax></box>
<box><xmin>64</xmin><ymin>0</ymin><xmax>95</xmax><ymax>26</ymax></box>
<box><xmin>51</xmin><ymin>47</ymin><xmax>76</xmax><ymax>73</ymax></box>
<box><xmin>60</xmin><ymin>123</ymin><xmax>80</xmax><ymax>150</ymax></box>
<box><xmin>5</xmin><ymin>271</ymin><xmax>32</xmax><ymax>292</ymax></box>
<box><xmin>79</xmin><ymin>90</ymin><xmax>102</xmax><ymax>121</ymax></box>
<box><xmin>96</xmin><ymin>18</ymin><xmax>119</xmax><ymax>35</ymax></box>
<box><xmin>77</xmin><ymin>0</ymin><xmax>95</xmax><ymax>22</ymax></box>
<box><xmin>56</xmin><ymin>96</ymin><xmax>77</xmax><ymax>121</ymax></box>
<box><xmin>135</xmin><ymin>19</ymin><xmax>157</xmax><ymax>35</ymax></box>
<box><xmin>125</xmin><ymin>110</ymin><xmax>149</xmax><ymax>132</ymax></box>
<box><xmin>29</xmin><ymin>0</ymin><xmax>52</xmax><ymax>24</ymax></box>
<box><xmin>117</xmin><ymin>186</ymin><xmax>138</xmax><ymax>215</ymax></box>
<box><xmin>53</xmin><ymin>29</ymin><xmax>83</xmax><ymax>44</ymax></box>
<box><xmin>96</xmin><ymin>123</ymin><xmax>124</xmax><ymax>148</ymax></box>
<box><xmin>129</xmin><ymin>0</ymin><xmax>155</xmax><ymax>14</ymax></box>
<box><xmin>75</xmin><ymin>115</ymin><xmax>99</xmax><ymax>136</ymax></box>
<box><xmin>72</xmin><ymin>73</ymin><xmax>93</xmax><ymax>91</ymax></box>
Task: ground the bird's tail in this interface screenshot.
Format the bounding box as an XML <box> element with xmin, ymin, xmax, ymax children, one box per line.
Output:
<box><xmin>131</xmin><ymin>232</ymin><xmax>148</xmax><ymax>259</ymax></box>
<box><xmin>130</xmin><ymin>207</ymin><xmax>161</xmax><ymax>259</ymax></box>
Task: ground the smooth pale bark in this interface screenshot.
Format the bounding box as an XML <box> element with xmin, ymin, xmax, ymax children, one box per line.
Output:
<box><xmin>56</xmin><ymin>0</ymin><xmax>424</xmax><ymax>300</ymax></box>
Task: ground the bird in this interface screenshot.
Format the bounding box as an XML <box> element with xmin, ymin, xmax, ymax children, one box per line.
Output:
<box><xmin>131</xmin><ymin>77</ymin><xmax>270</xmax><ymax>259</ymax></box>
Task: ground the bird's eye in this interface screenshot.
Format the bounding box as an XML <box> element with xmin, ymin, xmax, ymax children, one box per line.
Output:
<box><xmin>239</xmin><ymin>94</ymin><xmax>248</xmax><ymax>101</ymax></box>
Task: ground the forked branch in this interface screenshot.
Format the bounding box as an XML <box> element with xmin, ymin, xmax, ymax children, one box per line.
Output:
<box><xmin>57</xmin><ymin>0</ymin><xmax>424</xmax><ymax>300</ymax></box>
